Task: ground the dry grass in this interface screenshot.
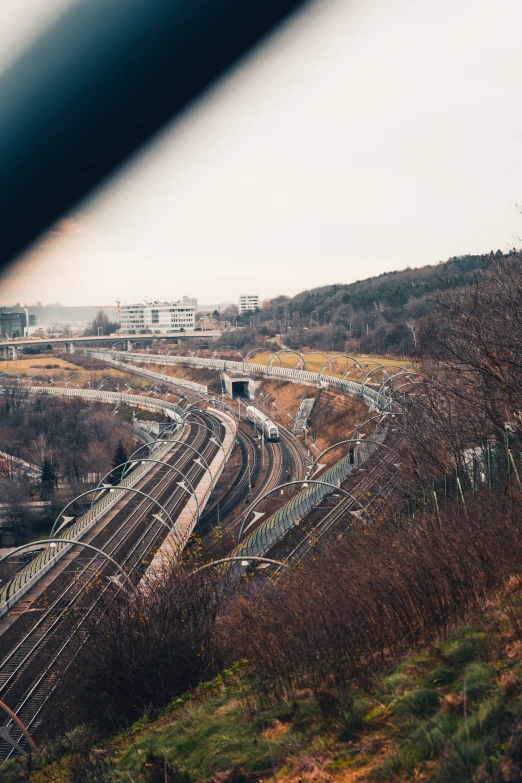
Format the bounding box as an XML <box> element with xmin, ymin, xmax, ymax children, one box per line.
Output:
<box><xmin>250</xmin><ymin>352</ymin><xmax>413</xmax><ymax>380</ymax></box>
<box><xmin>0</xmin><ymin>356</ymin><xmax>79</xmax><ymax>373</ymax></box>
<box><xmin>308</xmin><ymin>390</ymin><xmax>372</xmax><ymax>464</ymax></box>
<box><xmin>145</xmin><ymin>363</ymin><xmax>223</xmax><ymax>393</ymax></box>
<box><xmin>260</xmin><ymin>380</ymin><xmax>371</xmax><ymax>466</ymax></box>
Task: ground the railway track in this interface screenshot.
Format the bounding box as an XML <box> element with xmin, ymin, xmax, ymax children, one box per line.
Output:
<box><xmin>0</xmin><ymin>410</ymin><xmax>224</xmax><ymax>757</ymax></box>
<box><xmin>198</xmin><ymin>428</ymin><xmax>261</xmax><ymax>530</ymax></box>
<box><xmin>198</xmin><ymin>403</ymin><xmax>306</xmax><ymax>553</ymax></box>
<box><xmin>217</xmin><ymin>420</ymin><xmax>304</xmax><ymax>543</ymax></box>
<box><xmin>277</xmin><ymin>444</ymin><xmax>400</xmax><ymax>567</ymax></box>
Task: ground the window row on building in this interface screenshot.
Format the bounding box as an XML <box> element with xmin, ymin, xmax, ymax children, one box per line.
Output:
<box><xmin>120</xmin><ymin>301</ymin><xmax>196</xmax><ymax>334</ymax></box>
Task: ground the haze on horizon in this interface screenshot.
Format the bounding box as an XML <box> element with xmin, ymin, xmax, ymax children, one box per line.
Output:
<box><xmin>1</xmin><ymin>0</ymin><xmax>521</xmax><ymax>307</ymax></box>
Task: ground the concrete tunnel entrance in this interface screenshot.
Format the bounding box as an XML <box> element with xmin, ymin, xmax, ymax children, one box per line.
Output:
<box><xmin>222</xmin><ymin>371</ymin><xmax>253</xmax><ymax>399</ymax></box>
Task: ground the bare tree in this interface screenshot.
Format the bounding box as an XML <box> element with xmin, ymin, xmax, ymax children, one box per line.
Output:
<box><xmin>406</xmin><ymin>319</ymin><xmax>417</xmax><ymax>349</ymax></box>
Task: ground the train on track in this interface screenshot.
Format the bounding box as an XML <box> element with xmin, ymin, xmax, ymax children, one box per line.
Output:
<box><xmin>246</xmin><ymin>405</ymin><xmax>279</xmax><ymax>441</ymax></box>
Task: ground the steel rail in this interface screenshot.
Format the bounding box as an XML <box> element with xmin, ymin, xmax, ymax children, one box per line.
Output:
<box><xmin>0</xmin><ymin>437</ymin><xmax>203</xmax><ymax>681</ymax></box>
<box><xmin>125</xmin><ymin>437</ymin><xmax>218</xmax><ymax>490</ymax></box>
<box><xmin>50</xmin><ymin>488</ymin><xmax>176</xmax><ymax>541</ymax></box>
<box><xmin>286</xmin><ymin>446</ymin><xmax>400</xmax><ymax>566</ymax></box>
<box><xmin>308</xmin><ymin>438</ymin><xmax>396</xmax><ymax>479</ymax></box>
<box><xmin>0</xmin><ymin>540</ymin><xmax>132</xmax><ymax>588</ymax></box>
<box><xmin>90</xmin><ymin>459</ymin><xmax>201</xmax><ymax>528</ymax></box>
<box><xmin>0</xmin><ymin>425</ymin><xmax>213</xmax><ymax>676</ymax></box>
<box><xmin>0</xmin><ymin>423</ymin><xmax>220</xmax><ymax>754</ymax></box>
<box><xmin>237</xmin><ymin>479</ymin><xmax>370</xmax><ymax>544</ymax></box>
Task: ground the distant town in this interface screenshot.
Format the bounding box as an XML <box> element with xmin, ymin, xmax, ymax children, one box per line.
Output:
<box><xmin>0</xmin><ymin>294</ymin><xmax>262</xmax><ymax>340</ymax></box>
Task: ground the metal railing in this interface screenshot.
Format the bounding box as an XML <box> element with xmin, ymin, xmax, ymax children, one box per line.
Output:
<box><xmin>233</xmin><ymin>427</ymin><xmax>388</xmax><ymax>558</ymax></box>
<box><xmin>88</xmin><ymin>351</ymin><xmax>207</xmax><ymax>393</ymax></box>
<box><xmin>0</xmin><ymin>438</ymin><xmax>175</xmax><ymax>617</ymax></box>
<box><xmin>26</xmin><ymin>384</ymin><xmax>186</xmax><ymax>422</ymax></box>
<box><xmin>94</xmin><ymin>351</ymin><xmax>384</xmax><ymax>409</ymax></box>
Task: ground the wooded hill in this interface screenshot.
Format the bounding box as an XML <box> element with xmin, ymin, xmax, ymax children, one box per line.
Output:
<box><xmin>229</xmin><ymin>249</ymin><xmax>512</xmax><ymax>355</ymax></box>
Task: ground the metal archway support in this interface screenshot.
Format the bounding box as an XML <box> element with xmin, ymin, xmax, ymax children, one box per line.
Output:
<box><xmin>191</xmin><ymin>556</ymin><xmax>288</xmax><ymax>574</ymax></box>
<box><xmin>375</xmin><ymin>369</ymin><xmax>421</xmax><ymax>408</ymax></box>
<box><xmin>184</xmin><ymin>408</ymin><xmax>236</xmax><ymax>454</ymax></box>
<box><xmin>183</xmin><ymin>393</ymin><xmax>241</xmax><ymax>424</ymax></box>
<box><xmin>353</xmin><ymin>411</ymin><xmax>402</xmax><ymax>439</ymax></box>
<box><xmin>93</xmin><ymin>455</ymin><xmax>200</xmax><ymax>503</ymax></box>
<box><xmin>340</xmin><ymin>356</ymin><xmax>366</xmax><ymax>379</ymax></box>
<box><xmin>126</xmin><ymin>437</ymin><xmax>218</xmax><ymax>490</ymax></box>
<box><xmin>0</xmin><ymin>698</ymin><xmax>37</xmax><ymax>753</ymax></box>
<box><xmin>211</xmin><ymin>345</ymin><xmax>244</xmax><ymax>361</ymax></box>
<box><xmin>303</xmin><ymin>350</ymin><xmax>331</xmax><ymax>366</ymax></box>
<box><xmin>381</xmin><ymin>379</ymin><xmax>427</xmax><ymax>411</ymax></box>
<box><xmin>51</xmin><ymin>487</ymin><xmax>178</xmax><ymax>543</ymax></box>
<box><xmin>188</xmin><ymin>342</ymin><xmax>214</xmax><ymax>355</ymax></box>
<box><xmin>160</xmin><ymin>421</ymin><xmax>228</xmax><ymax>462</ymax></box>
<box><xmin>269</xmin><ymin>349</ymin><xmax>307</xmax><ymax>371</ymax></box>
<box><xmin>317</xmin><ymin>354</ymin><xmax>364</xmax><ymax>384</ymax></box>
<box><xmin>28</xmin><ymin>372</ymin><xmax>55</xmax><ymax>384</ymax></box>
<box><xmin>242</xmin><ymin>347</ymin><xmax>276</xmax><ymax>374</ymax></box>
<box><xmin>237</xmin><ymin>479</ymin><xmax>370</xmax><ymax>544</ymax></box>
<box><xmin>308</xmin><ymin>437</ymin><xmax>396</xmax><ymax>479</ymax></box>
<box><xmin>361</xmin><ymin>363</ymin><xmax>395</xmax><ymax>386</ymax></box>
<box><xmin>59</xmin><ymin>370</ymin><xmax>84</xmax><ymax>385</ymax></box>
<box><xmin>95</xmin><ymin>374</ymin><xmax>126</xmax><ymax>391</ymax></box>
<box><xmin>362</xmin><ymin>362</ymin><xmax>411</xmax><ymax>387</ymax></box>
<box><xmin>0</xmin><ymin>539</ymin><xmax>134</xmax><ymax>590</ymax></box>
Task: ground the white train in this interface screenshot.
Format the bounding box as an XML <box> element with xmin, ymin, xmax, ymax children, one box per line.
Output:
<box><xmin>246</xmin><ymin>405</ymin><xmax>279</xmax><ymax>441</ymax></box>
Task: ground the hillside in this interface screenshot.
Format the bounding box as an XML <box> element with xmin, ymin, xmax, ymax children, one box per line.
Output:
<box><xmin>224</xmin><ymin>250</ymin><xmax>509</xmax><ymax>356</ymax></box>
<box><xmin>4</xmin><ymin>601</ymin><xmax>522</xmax><ymax>782</ymax></box>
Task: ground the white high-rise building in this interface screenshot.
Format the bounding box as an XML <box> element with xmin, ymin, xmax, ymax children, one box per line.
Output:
<box><xmin>120</xmin><ymin>301</ymin><xmax>195</xmax><ymax>334</ymax></box>
<box><xmin>182</xmin><ymin>295</ymin><xmax>198</xmax><ymax>309</ymax></box>
<box><xmin>239</xmin><ymin>295</ymin><xmax>260</xmax><ymax>314</ymax></box>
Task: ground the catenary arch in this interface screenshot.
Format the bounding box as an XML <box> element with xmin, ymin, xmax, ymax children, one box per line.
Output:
<box><xmin>50</xmin><ymin>487</ymin><xmax>178</xmax><ymax>541</ymax></box>
<box><xmin>124</xmin><ymin>438</ymin><xmax>216</xmax><ymax>491</ymax></box>
<box><xmin>237</xmin><ymin>479</ymin><xmax>371</xmax><ymax>544</ymax></box>
<box><xmin>317</xmin><ymin>354</ymin><xmax>364</xmax><ymax>382</ymax></box>
<box><xmin>268</xmin><ymin>349</ymin><xmax>307</xmax><ymax>371</ymax></box>
<box><xmin>211</xmin><ymin>345</ymin><xmax>244</xmax><ymax>360</ymax></box>
<box><xmin>308</xmin><ymin>437</ymin><xmax>397</xmax><ymax>478</ymax></box>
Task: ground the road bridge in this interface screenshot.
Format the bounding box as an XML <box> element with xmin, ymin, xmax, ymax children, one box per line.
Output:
<box><xmin>0</xmin><ymin>330</ymin><xmax>222</xmax><ymax>359</ymax></box>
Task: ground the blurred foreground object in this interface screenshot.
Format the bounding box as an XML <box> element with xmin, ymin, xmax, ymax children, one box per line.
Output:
<box><xmin>0</xmin><ymin>0</ymin><xmax>308</xmax><ymax>267</ymax></box>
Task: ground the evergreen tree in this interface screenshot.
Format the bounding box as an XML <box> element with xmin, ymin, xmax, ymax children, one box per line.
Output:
<box><xmin>110</xmin><ymin>441</ymin><xmax>128</xmax><ymax>485</ymax></box>
<box><xmin>41</xmin><ymin>458</ymin><xmax>57</xmax><ymax>500</ymax></box>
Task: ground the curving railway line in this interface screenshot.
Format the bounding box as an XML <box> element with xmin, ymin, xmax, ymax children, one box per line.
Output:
<box><xmin>198</xmin><ymin>409</ymin><xmax>307</xmax><ymax>553</ymax></box>
<box><xmin>273</xmin><ymin>440</ymin><xmax>400</xmax><ymax>568</ymax></box>
<box><xmin>0</xmin><ymin>348</ymin><xmax>402</xmax><ymax>759</ymax></box>
<box><xmin>0</xmin><ymin>410</ymin><xmax>224</xmax><ymax>757</ymax></box>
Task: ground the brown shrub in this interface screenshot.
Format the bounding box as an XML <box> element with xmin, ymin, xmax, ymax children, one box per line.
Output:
<box><xmin>220</xmin><ymin>487</ymin><xmax>522</xmax><ymax>699</ymax></box>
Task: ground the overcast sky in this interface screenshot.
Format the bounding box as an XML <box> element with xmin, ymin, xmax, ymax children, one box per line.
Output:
<box><xmin>1</xmin><ymin>0</ymin><xmax>521</xmax><ymax>306</ymax></box>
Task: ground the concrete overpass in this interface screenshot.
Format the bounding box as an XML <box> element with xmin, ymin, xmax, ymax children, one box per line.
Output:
<box><xmin>0</xmin><ymin>330</ymin><xmax>222</xmax><ymax>359</ymax></box>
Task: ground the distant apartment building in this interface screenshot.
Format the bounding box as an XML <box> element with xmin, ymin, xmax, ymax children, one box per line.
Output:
<box><xmin>120</xmin><ymin>301</ymin><xmax>195</xmax><ymax>334</ymax></box>
<box><xmin>0</xmin><ymin>311</ymin><xmax>34</xmax><ymax>339</ymax></box>
<box><xmin>182</xmin><ymin>295</ymin><xmax>198</xmax><ymax>309</ymax></box>
<box><xmin>239</xmin><ymin>295</ymin><xmax>260</xmax><ymax>314</ymax></box>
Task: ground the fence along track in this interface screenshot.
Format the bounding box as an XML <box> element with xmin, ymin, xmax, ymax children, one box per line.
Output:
<box><xmin>0</xmin><ymin>381</ymin><xmax>204</xmax><ymax>615</ymax></box>
<box><xmin>91</xmin><ymin>351</ymin><xmax>389</xmax><ymax>560</ymax></box>
<box><xmin>93</xmin><ymin>350</ymin><xmax>383</xmax><ymax>408</ymax></box>
<box><xmin>0</xmin><ymin>437</ymin><xmax>179</xmax><ymax>617</ymax></box>
<box><xmin>89</xmin><ymin>352</ymin><xmax>207</xmax><ymax>393</ymax></box>
<box><xmin>282</xmin><ymin>446</ymin><xmax>399</xmax><ymax>566</ymax></box>
<box><xmin>0</xmin><ymin>414</ymin><xmax>224</xmax><ymax>756</ymax></box>
<box><xmin>233</xmin><ymin>427</ymin><xmax>388</xmax><ymax>559</ymax></box>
